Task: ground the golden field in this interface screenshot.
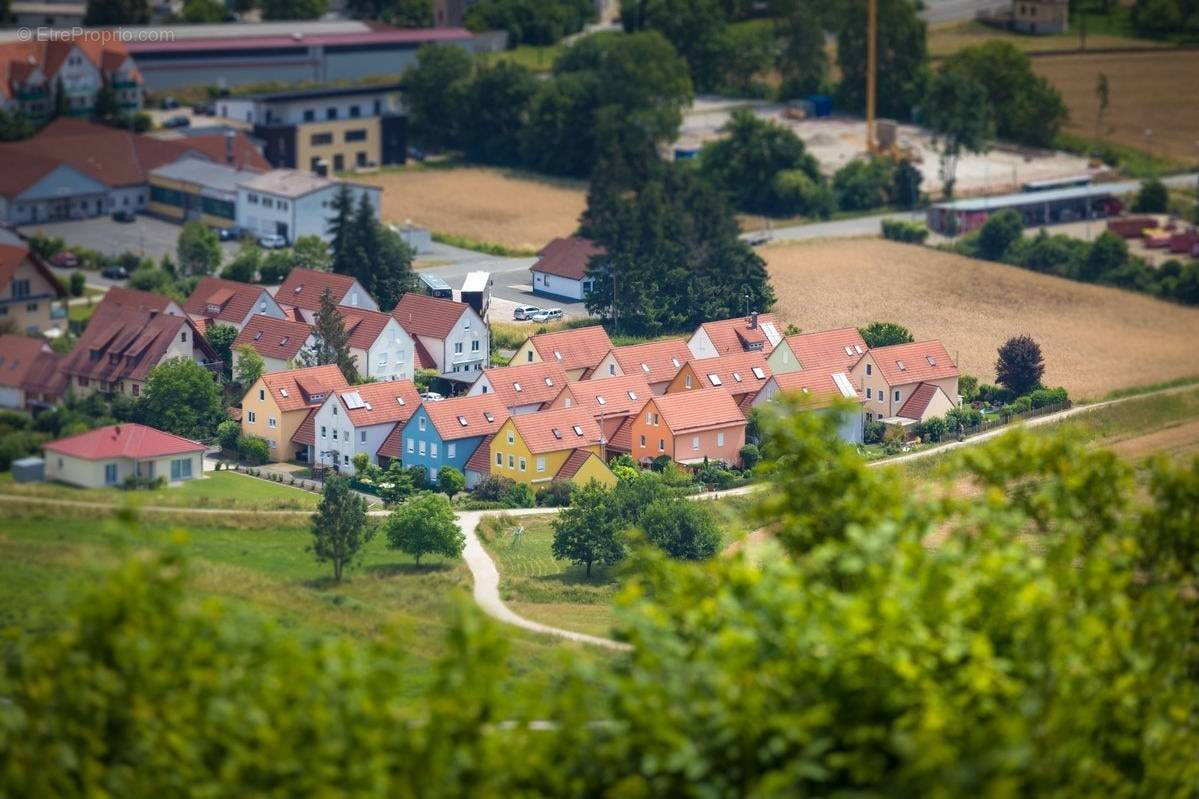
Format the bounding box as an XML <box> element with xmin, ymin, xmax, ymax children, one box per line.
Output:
<box><xmin>1033</xmin><ymin>50</ymin><xmax>1199</xmax><ymax>164</ymax></box>
<box><xmin>764</xmin><ymin>239</ymin><xmax>1199</xmax><ymax>399</ymax></box>
<box><xmin>362</xmin><ymin>166</ymin><xmax>587</xmax><ymax>251</ymax></box>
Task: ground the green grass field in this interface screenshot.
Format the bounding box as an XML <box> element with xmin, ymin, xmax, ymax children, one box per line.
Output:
<box><xmin>0</xmin><ymin>503</ymin><xmax>605</xmax><ymax>701</ymax></box>
<box><xmin>0</xmin><ymin>470</ymin><xmax>319</xmax><ymax>510</ymax></box>
<box><xmin>477</xmin><ymin>43</ymin><xmax>565</xmax><ymax>73</ymax></box>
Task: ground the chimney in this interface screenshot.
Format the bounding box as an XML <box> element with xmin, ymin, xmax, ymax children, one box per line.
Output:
<box><xmin>114</xmin><ymin>425</ymin><xmax>121</xmax><ymax>436</ymax></box>
<box><xmin>749</xmin><ymin>311</ymin><xmax>758</xmax><ymax>330</ymax></box>
<box><xmin>225</xmin><ymin>130</ymin><xmax>235</xmax><ymax>166</ymax></box>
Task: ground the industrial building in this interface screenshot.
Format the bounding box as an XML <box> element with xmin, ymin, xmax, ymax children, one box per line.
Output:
<box><xmin>148</xmin><ymin>158</ymin><xmax>259</xmax><ymax>231</ymax></box>
<box><xmin>925</xmin><ymin>184</ymin><xmax>1122</xmax><ymax>235</ymax></box>
<box><xmin>236</xmin><ymin>170</ymin><xmax>380</xmax><ymax>245</ymax></box>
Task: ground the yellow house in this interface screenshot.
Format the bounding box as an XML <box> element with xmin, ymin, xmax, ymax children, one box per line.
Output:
<box><xmin>511</xmin><ymin>325</ymin><xmax>614</xmax><ymax>380</ymax></box>
<box><xmin>489</xmin><ymin>406</ymin><xmax>617</xmax><ymax>488</ymax></box>
<box><xmin>240</xmin><ymin>364</ymin><xmax>348</xmax><ymax>462</ymax></box>
<box><xmin>0</xmin><ymin>236</ymin><xmax>67</xmax><ymax>335</ymax></box>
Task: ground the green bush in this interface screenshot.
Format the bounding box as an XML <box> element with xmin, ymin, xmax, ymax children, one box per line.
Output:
<box><xmin>976</xmin><ymin>383</ymin><xmax>1015</xmax><ymax>406</ymax></box>
<box><xmin>1028</xmin><ymin>387</ymin><xmax>1068</xmax><ymax>409</ymax></box>
<box><xmin>503</xmin><ymin>481</ymin><xmax>535</xmax><ymax>508</ymax></box>
<box><xmin>738</xmin><ymin>443</ymin><xmax>760</xmax><ymax>470</ymax></box>
<box><xmin>122</xmin><ymin>474</ymin><xmax>166</xmax><ymax>491</ymax></box>
<box><xmin>918</xmin><ymin>416</ymin><xmax>947</xmax><ymax>443</ymax></box>
<box><xmin>881</xmin><ymin>219</ymin><xmax>929</xmax><ymax>243</ymax></box>
<box><xmin>1131</xmin><ymin>177</ymin><xmax>1168</xmax><ymax>213</ymax></box>
<box><xmin>535</xmin><ymin>480</ymin><xmax>575</xmax><ymax>507</ymax></box>
<box><xmin>832</xmin><ymin>156</ymin><xmax>893</xmax><ymax>212</ymax></box>
<box><xmin>237</xmin><ymin>436</ymin><xmax>270</xmax><ymax>466</ymax></box>
<box><xmin>472</xmin><ymin>474</ymin><xmax>516</xmax><ymax>502</ymax></box>
<box><xmin>863</xmin><ymin>420</ymin><xmax>886</xmax><ymax>445</ymax></box>
<box><xmin>216</xmin><ymin>420</ymin><xmax>241</xmax><ymax>453</ymax></box>
<box><xmin>0</xmin><ymin>430</ymin><xmax>50</xmax><ymax>470</ymax></box>
<box><xmin>68</xmin><ymin>271</ymin><xmax>86</xmax><ymax>298</ymax></box>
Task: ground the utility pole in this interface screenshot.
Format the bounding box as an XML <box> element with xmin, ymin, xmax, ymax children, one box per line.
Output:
<box><xmin>866</xmin><ymin>0</ymin><xmax>877</xmax><ymax>154</ymax></box>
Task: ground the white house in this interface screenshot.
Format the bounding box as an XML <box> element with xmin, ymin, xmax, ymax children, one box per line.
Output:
<box><xmin>42</xmin><ymin>423</ymin><xmax>205</xmax><ymax>488</ymax></box>
<box><xmin>307</xmin><ymin>380</ymin><xmax>420</xmax><ymax>474</ymax></box>
<box><xmin>529</xmin><ymin>236</ymin><xmax>604</xmax><ymax>302</ymax></box>
<box><xmin>236</xmin><ymin>169</ymin><xmax>380</xmax><ymax>245</ymax></box>
<box><xmin>342</xmin><ymin>308</ymin><xmax>416</xmax><ymax>382</ymax></box>
<box><xmin>391</xmin><ymin>292</ymin><xmax>488</xmax><ymax>384</ymax></box>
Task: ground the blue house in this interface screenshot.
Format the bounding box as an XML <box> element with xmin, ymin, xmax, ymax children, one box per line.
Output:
<box><xmin>379</xmin><ymin>392</ymin><xmax>510</xmax><ymax>484</ymax></box>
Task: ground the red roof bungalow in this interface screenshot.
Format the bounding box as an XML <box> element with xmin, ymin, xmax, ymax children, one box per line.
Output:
<box><xmin>629</xmin><ymin>387</ymin><xmax>747</xmax><ymax>467</ymax></box>
<box><xmin>43</xmin><ymin>423</ymin><xmax>206</xmax><ymax>488</ymax></box>
<box><xmin>530</xmin><ymin>236</ymin><xmax>606</xmax><ymax>302</ymax></box>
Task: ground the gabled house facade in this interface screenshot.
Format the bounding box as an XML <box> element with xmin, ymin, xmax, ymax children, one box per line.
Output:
<box><xmin>232</xmin><ymin>314</ymin><xmax>315</xmax><ymax>374</ymax></box>
<box><xmin>591</xmin><ymin>338</ymin><xmax>690</xmax><ymax>395</ymax></box>
<box><xmin>0</xmin><ymin>333</ymin><xmax>66</xmax><ymax>411</ymax></box>
<box><xmin>849</xmin><ymin>340</ymin><xmax>960</xmax><ymax>424</ymax></box>
<box><xmin>545</xmin><ymin>372</ymin><xmax>653</xmax><ymax>455</ymax></box>
<box><xmin>529</xmin><ymin>235</ymin><xmax>604</xmax><ymax>302</ymax></box>
<box><xmin>0</xmin><ymin>234</ymin><xmax>67</xmax><ymax>335</ymax></box>
<box><xmin>390</xmin><ymin>293</ymin><xmax>487</xmax><ymax>383</ymax></box>
<box><xmin>240</xmin><ymin>364</ymin><xmax>348</xmax><ymax>462</ymax></box>
<box><xmin>629</xmin><ymin>387</ymin><xmax>747</xmax><ymax>467</ymax></box>
<box><xmin>767</xmin><ymin>327</ymin><xmax>868</xmax><ymax>375</ymax></box>
<box><xmin>687</xmin><ymin>312</ymin><xmax>783</xmax><ymax>359</ymax></box>
<box><xmin>306</xmin><ymin>379</ymin><xmax>420</xmax><ymax>474</ymax></box>
<box><xmin>382</xmin><ymin>392</ymin><xmax>509</xmax><ymax>483</ymax></box>
<box><xmin>274</xmin><ymin>267</ymin><xmax>376</xmax><ymax>324</ymax></box>
<box><xmin>666</xmin><ymin>350</ymin><xmax>772</xmax><ymax>414</ymax></box>
<box><xmin>489</xmin><ymin>406</ymin><xmax>617</xmax><ymax>488</ymax></box>
<box><xmin>182</xmin><ymin>275</ymin><xmax>286</xmax><ymax>332</ymax></box>
<box><xmin>511</xmin><ymin>325</ymin><xmax>614</xmax><ymax>380</ymax></box>
<box><xmin>342</xmin><ymin>307</ymin><xmax>415</xmax><ymax>382</ymax></box>
<box><xmin>0</xmin><ymin>36</ymin><xmax>143</xmax><ymax>124</ymax></box>
<box><xmin>101</xmin><ymin>285</ymin><xmax>183</xmax><ymax>316</ymax></box>
<box><xmin>753</xmin><ymin>367</ymin><xmax>865</xmax><ymax>443</ymax></box>
<box><xmin>466</xmin><ymin>361</ymin><xmax>570</xmax><ymax>415</ymax></box>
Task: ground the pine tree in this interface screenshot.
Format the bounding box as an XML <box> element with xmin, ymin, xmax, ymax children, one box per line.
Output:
<box><xmin>351</xmin><ymin>192</ymin><xmax>379</xmax><ymax>290</ymax></box>
<box><xmin>302</xmin><ymin>288</ymin><xmax>360</xmax><ymax>383</ymax></box>
<box><xmin>326</xmin><ymin>185</ymin><xmax>357</xmax><ymax>277</ymax></box>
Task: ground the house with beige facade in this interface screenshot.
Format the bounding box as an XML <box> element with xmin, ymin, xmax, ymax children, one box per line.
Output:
<box><xmin>0</xmin><ymin>232</ymin><xmax>67</xmax><ymax>335</ymax></box>
<box><xmin>591</xmin><ymin>338</ymin><xmax>690</xmax><ymax>394</ymax></box>
<box><xmin>42</xmin><ymin>424</ymin><xmax>205</xmax><ymax>488</ymax></box>
<box><xmin>240</xmin><ymin>365</ymin><xmax>348</xmax><ymax>462</ymax></box>
<box><xmin>849</xmin><ymin>340</ymin><xmax>960</xmax><ymax>425</ymax></box>
<box><xmin>511</xmin><ymin>325</ymin><xmax>613</xmax><ymax>380</ymax></box>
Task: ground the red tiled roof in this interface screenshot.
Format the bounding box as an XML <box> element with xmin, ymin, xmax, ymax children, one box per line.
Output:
<box><xmin>510</xmin><ymin>406</ymin><xmax>603</xmax><ymax>454</ymax></box>
<box><xmin>102</xmin><ymin>285</ymin><xmax>177</xmax><ymax>313</ymax></box>
<box><xmin>234</xmin><ymin>314</ymin><xmax>312</xmax><ymax>362</ymax></box>
<box><xmin>782</xmin><ymin>327</ymin><xmax>868</xmax><ymax>372</ymax></box>
<box><xmin>565</xmin><ymin>373</ymin><xmax>652</xmax><ymax>421</ymax></box>
<box><xmin>897</xmin><ymin>382</ymin><xmax>946</xmax><ymax>420</ymax></box>
<box><xmin>0</xmin><ymin>37</ymin><xmax>138</xmax><ymax>101</ymax></box>
<box><xmin>183</xmin><ymin>276</ymin><xmax>273</xmax><ymax>325</ymax></box>
<box><xmin>464</xmin><ymin>433</ymin><xmax>495</xmax><ymax>473</ymax></box>
<box><xmin>291</xmin><ymin>409</ymin><xmax>317</xmax><ymax>445</ymax></box>
<box><xmin>476</xmin><ymin>361</ymin><xmax>569</xmax><ymax>409</ymax></box>
<box><xmin>422</xmin><ymin>392</ymin><xmax>510</xmax><ymax>441</ymax></box>
<box><xmin>689</xmin><ymin>351</ymin><xmax>772</xmax><ymax>397</ymax></box>
<box><xmin>60</xmin><ymin>300</ymin><xmax>214</xmax><ymax>385</ymax></box>
<box><xmin>652</xmin><ymin>388</ymin><xmax>746</xmax><ymax>434</ymax></box>
<box><xmin>694</xmin><ymin>314</ymin><xmax>783</xmax><ymax>356</ymax></box>
<box><xmin>607</xmin><ymin>416</ymin><xmax>634</xmax><ymax>452</ymax></box>
<box><xmin>869</xmin><ymin>340</ymin><xmax>959</xmax><ymax>386</ymax></box>
<box><xmin>334</xmin><ymin>380</ymin><xmax>420</xmax><ymax>427</ymax></box>
<box><xmin>259</xmin><ymin>365</ymin><xmax>348</xmax><ymax>413</ymax></box>
<box><xmin>0</xmin><ymin>334</ymin><xmax>54</xmax><ymax>391</ymax></box>
<box><xmin>43</xmin><ymin>423</ymin><xmax>205</xmax><ymax>461</ymax></box>
<box><xmin>555</xmin><ymin>449</ymin><xmax>597</xmax><ymax>481</ymax></box>
<box><xmin>275</xmin><ymin>268</ymin><xmax>359</xmax><ymax>311</ymax></box>
<box><xmin>181</xmin><ymin>132</ymin><xmax>270</xmax><ymax>172</ymax></box>
<box><xmin>0</xmin><ymin>242</ymin><xmax>65</xmax><ymax>301</ymax></box>
<box><xmin>608</xmin><ymin>338</ymin><xmax>690</xmax><ymax>386</ymax></box>
<box><xmin>532</xmin><ymin>236</ymin><xmax>606</xmax><ymax>281</ymax></box>
<box><xmin>413</xmin><ymin>337</ymin><xmax>437</xmax><ymax>369</ymax></box>
<box><xmin>529</xmin><ymin>326</ymin><xmax>613</xmax><ymax>373</ymax></box>
<box><xmin>768</xmin><ymin>368</ymin><xmax>860</xmax><ymax>408</ymax></box>
<box><xmin>341</xmin><ymin>307</ymin><xmax>396</xmax><ymax>351</ymax></box>
<box><xmin>391</xmin><ymin>292</ymin><xmax>470</xmax><ymax>340</ymax></box>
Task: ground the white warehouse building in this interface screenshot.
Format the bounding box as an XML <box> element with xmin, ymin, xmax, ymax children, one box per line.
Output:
<box><xmin>236</xmin><ymin>169</ymin><xmax>380</xmax><ymax>245</ymax></box>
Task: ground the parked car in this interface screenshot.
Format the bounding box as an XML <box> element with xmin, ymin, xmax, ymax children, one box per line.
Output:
<box><xmin>111</xmin><ymin>210</ymin><xmax>136</xmax><ymax>223</ymax></box>
<box><xmin>101</xmin><ymin>266</ymin><xmax>129</xmax><ymax>280</ymax></box>
<box><xmin>215</xmin><ymin>225</ymin><xmax>242</xmax><ymax>241</ymax></box>
<box><xmin>530</xmin><ymin>308</ymin><xmax>563</xmax><ymax>322</ymax></box>
<box><xmin>162</xmin><ymin>115</ymin><xmax>190</xmax><ymax>129</ymax></box>
<box><xmin>192</xmin><ymin>103</ymin><xmax>213</xmax><ymax>116</ymax></box>
<box><xmin>49</xmin><ymin>251</ymin><xmax>79</xmax><ymax>268</ymax></box>
<box><xmin>160</xmin><ymin>96</ymin><xmax>179</xmax><ymax>109</ymax></box>
<box><xmin>419</xmin><ymin>391</ymin><xmax>444</xmax><ymax>402</ymax></box>
<box><xmin>257</xmin><ymin>234</ymin><xmax>287</xmax><ymax>249</ymax></box>
<box><xmin>513</xmin><ymin>305</ymin><xmax>540</xmax><ymax>321</ymax></box>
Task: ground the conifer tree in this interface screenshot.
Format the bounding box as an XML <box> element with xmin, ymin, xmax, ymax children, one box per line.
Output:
<box><xmin>301</xmin><ymin>288</ymin><xmax>359</xmax><ymax>383</ymax></box>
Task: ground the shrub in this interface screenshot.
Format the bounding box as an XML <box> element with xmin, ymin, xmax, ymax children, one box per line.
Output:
<box><xmin>976</xmin><ymin>383</ymin><xmax>1014</xmax><ymax>406</ymax></box>
<box><xmin>237</xmin><ymin>436</ymin><xmax>270</xmax><ymax>466</ymax></box>
<box><xmin>882</xmin><ymin>425</ymin><xmax>906</xmax><ymax>455</ymax></box>
<box><xmin>1028</xmin><ymin>386</ymin><xmax>1068</xmax><ymax>409</ymax></box>
<box><xmin>958</xmin><ymin>375</ymin><xmax>979</xmax><ymax>403</ymax></box>
<box><xmin>535</xmin><ymin>480</ymin><xmax>575</xmax><ymax>507</ymax></box>
<box><xmin>650</xmin><ymin>455</ymin><xmax>674</xmax><ymax>473</ymax></box>
<box><xmin>832</xmin><ymin>156</ymin><xmax>893</xmax><ymax>211</ymax></box>
<box><xmin>0</xmin><ymin>430</ymin><xmax>50</xmax><ymax>470</ymax></box>
<box><xmin>437</xmin><ymin>465</ymin><xmax>466</xmax><ymax>499</ymax></box>
<box><xmin>503</xmin><ymin>481</ymin><xmax>535</xmax><ymax>508</ymax></box>
<box><xmin>1131</xmin><ymin>177</ymin><xmax>1168</xmax><ymax>213</ymax></box>
<box><xmin>122</xmin><ymin>474</ymin><xmax>166</xmax><ymax>491</ymax></box>
<box><xmin>946</xmin><ymin>405</ymin><xmax>984</xmax><ymax>432</ymax></box>
<box><xmin>863</xmin><ymin>420</ymin><xmax>886</xmax><ymax>445</ymax></box>
<box><xmin>217</xmin><ymin>420</ymin><xmax>241</xmax><ymax>453</ymax></box>
<box><xmin>881</xmin><ymin>219</ymin><xmax>929</xmax><ymax>243</ymax></box>
<box><xmin>640</xmin><ymin>498</ymin><xmax>721</xmax><ymax>561</ymax></box>
<box><xmin>738</xmin><ymin>443</ymin><xmax>760</xmax><ymax>470</ymax></box>
<box><xmin>919</xmin><ymin>416</ymin><xmax>947</xmax><ymax>443</ymax></box>
<box><xmin>859</xmin><ymin>321</ymin><xmax>914</xmax><ymax>349</ymax></box>
<box><xmin>472</xmin><ymin>474</ymin><xmax>516</xmax><ymax>502</ymax></box>
<box><xmin>977</xmin><ymin>209</ymin><xmax>1025</xmax><ymax>261</ymax></box>
<box><xmin>68</xmin><ymin>271</ymin><xmax>86</xmax><ymax>298</ymax></box>
<box><xmin>407</xmin><ymin>464</ymin><xmax>429</xmax><ymax>490</ymax></box>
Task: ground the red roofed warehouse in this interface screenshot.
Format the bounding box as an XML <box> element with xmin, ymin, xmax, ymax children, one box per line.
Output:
<box><xmin>530</xmin><ymin>236</ymin><xmax>605</xmax><ymax>302</ymax></box>
<box><xmin>43</xmin><ymin>423</ymin><xmax>206</xmax><ymax>488</ymax></box>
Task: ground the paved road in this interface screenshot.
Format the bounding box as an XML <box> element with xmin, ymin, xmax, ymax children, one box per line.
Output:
<box><xmin>417</xmin><ymin>242</ymin><xmax>588</xmax><ymax>319</ymax></box>
<box><xmin>25</xmin><ymin>214</ymin><xmax>242</xmax><ymax>266</ymax></box>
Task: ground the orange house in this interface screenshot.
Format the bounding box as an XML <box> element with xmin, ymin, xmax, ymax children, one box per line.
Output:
<box><xmin>629</xmin><ymin>387</ymin><xmax>747</xmax><ymax>467</ymax></box>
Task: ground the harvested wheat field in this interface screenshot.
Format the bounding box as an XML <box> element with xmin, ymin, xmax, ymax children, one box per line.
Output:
<box><xmin>1033</xmin><ymin>50</ymin><xmax>1199</xmax><ymax>164</ymax></box>
<box><xmin>765</xmin><ymin>239</ymin><xmax>1199</xmax><ymax>399</ymax></box>
<box><xmin>363</xmin><ymin>166</ymin><xmax>587</xmax><ymax>251</ymax></box>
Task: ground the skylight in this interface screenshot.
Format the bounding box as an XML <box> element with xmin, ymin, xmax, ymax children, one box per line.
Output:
<box><xmin>627</xmin><ymin>391</ymin><xmax>637</xmax><ymax>400</ymax></box>
<box><xmin>513</xmin><ymin>382</ymin><xmax>523</xmax><ymax>392</ymax></box>
<box><xmin>708</xmin><ymin>374</ymin><xmax>722</xmax><ymax>386</ymax></box>
<box><xmin>572</xmin><ymin>425</ymin><xmax>584</xmax><ymax>436</ymax></box>
<box><xmin>896</xmin><ymin>360</ymin><xmax>906</xmax><ymax>371</ymax></box>
<box><xmin>280</xmin><ymin>388</ymin><xmax>289</xmax><ymax>397</ymax></box>
<box><xmin>545</xmin><ymin>377</ymin><xmax>554</xmax><ymax>386</ymax></box>
<box><xmin>279</xmin><ymin>336</ymin><xmax>289</xmax><ymax>346</ymax></box>
<box><xmin>293</xmin><ymin>284</ymin><xmax>303</xmax><ymax>294</ymax></box>
<box><xmin>552</xmin><ymin>428</ymin><xmax>562</xmax><ymax>439</ymax></box>
<box><xmin>553</xmin><ymin>350</ymin><xmax>563</xmax><ymax>360</ymax></box>
<box><xmin>641</xmin><ymin>363</ymin><xmax>650</xmax><ymax>373</ymax></box>
<box><xmin>732</xmin><ymin>372</ymin><xmax>743</xmax><ymax>382</ymax></box>
<box><xmin>844</xmin><ymin>346</ymin><xmax>853</xmax><ymax>356</ymax></box>
<box><xmin>596</xmin><ymin>395</ymin><xmax>607</xmax><ymax>405</ymax></box>
<box><xmin>483</xmin><ymin>411</ymin><xmax>494</xmax><ymax>422</ymax></box>
<box><xmin>670</xmin><ymin>357</ymin><xmax>680</xmax><ymax>368</ymax></box>
<box><xmin>751</xmin><ymin>367</ymin><xmax>766</xmax><ymax>379</ymax></box>
<box><xmin>253</xmin><ymin>331</ymin><xmax>263</xmax><ymax>341</ymax></box>
<box><xmin>458</xmin><ymin>415</ymin><xmax>468</xmax><ymax>426</ymax></box>
<box><xmin>397</xmin><ymin>397</ymin><xmax>406</xmax><ymax>405</ymax></box>
<box><xmin>927</xmin><ymin>355</ymin><xmax>937</xmax><ymax>366</ymax></box>
<box><xmin>854</xmin><ymin>344</ymin><xmax>863</xmax><ymax>354</ymax></box>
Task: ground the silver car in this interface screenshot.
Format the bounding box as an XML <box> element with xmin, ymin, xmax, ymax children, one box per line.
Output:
<box><xmin>513</xmin><ymin>305</ymin><xmax>540</xmax><ymax>320</ymax></box>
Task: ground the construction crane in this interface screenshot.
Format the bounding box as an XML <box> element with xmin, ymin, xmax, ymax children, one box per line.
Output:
<box><xmin>866</xmin><ymin>0</ymin><xmax>877</xmax><ymax>154</ymax></box>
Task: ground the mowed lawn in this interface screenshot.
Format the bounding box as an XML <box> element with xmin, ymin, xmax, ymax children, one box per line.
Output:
<box><xmin>1033</xmin><ymin>50</ymin><xmax>1199</xmax><ymax>164</ymax></box>
<box><xmin>0</xmin><ymin>470</ymin><xmax>319</xmax><ymax>511</ymax></box>
<box><xmin>0</xmin><ymin>504</ymin><xmax>602</xmax><ymax>701</ymax></box>
<box><xmin>764</xmin><ymin>239</ymin><xmax>1199</xmax><ymax>399</ymax></box>
<box><xmin>361</xmin><ymin>165</ymin><xmax>588</xmax><ymax>252</ymax></box>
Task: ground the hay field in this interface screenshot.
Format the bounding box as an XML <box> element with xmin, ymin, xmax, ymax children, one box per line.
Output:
<box><xmin>1032</xmin><ymin>50</ymin><xmax>1199</xmax><ymax>164</ymax></box>
<box><xmin>764</xmin><ymin>239</ymin><xmax>1199</xmax><ymax>399</ymax></box>
<box><xmin>363</xmin><ymin>166</ymin><xmax>587</xmax><ymax>251</ymax></box>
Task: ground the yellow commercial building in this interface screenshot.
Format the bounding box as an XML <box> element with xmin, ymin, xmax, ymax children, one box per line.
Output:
<box><xmin>148</xmin><ymin>159</ymin><xmax>258</xmax><ymax>230</ymax></box>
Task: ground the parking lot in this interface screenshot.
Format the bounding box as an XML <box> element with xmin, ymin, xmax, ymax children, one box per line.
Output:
<box><xmin>22</xmin><ymin>214</ymin><xmax>241</xmax><ymax>266</ymax></box>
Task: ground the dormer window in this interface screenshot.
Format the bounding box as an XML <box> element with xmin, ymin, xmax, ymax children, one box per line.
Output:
<box><xmin>207</xmin><ymin>303</ymin><xmax>221</xmax><ymax>314</ymax></box>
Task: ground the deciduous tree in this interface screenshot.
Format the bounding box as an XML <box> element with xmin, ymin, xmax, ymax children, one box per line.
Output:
<box><xmin>858</xmin><ymin>321</ymin><xmax>913</xmax><ymax>348</ymax></box>
<box><xmin>925</xmin><ymin>66</ymin><xmax>994</xmax><ymax>199</ymax></box>
<box><xmin>205</xmin><ymin>323</ymin><xmax>239</xmax><ymax>381</ymax></box>
<box><xmin>140</xmin><ymin>357</ymin><xmax>224</xmax><ymax>439</ymax></box>
<box><xmin>233</xmin><ymin>344</ymin><xmax>265</xmax><ymax>390</ymax></box>
<box><xmin>995</xmin><ymin>334</ymin><xmax>1044</xmax><ymax>396</ymax></box>
<box><xmin>385</xmin><ymin>492</ymin><xmax>463</xmax><ymax>565</ymax></box>
<box><xmin>177</xmin><ymin>222</ymin><xmax>222</xmax><ymax>277</ymax></box>
<box><xmin>639</xmin><ymin>497</ymin><xmax>720</xmax><ymax>560</ymax></box>
<box><xmin>551</xmin><ymin>480</ymin><xmax>624</xmax><ymax>577</ymax></box>
<box><xmin>310</xmin><ymin>475</ymin><xmax>372</xmax><ymax>581</ymax></box>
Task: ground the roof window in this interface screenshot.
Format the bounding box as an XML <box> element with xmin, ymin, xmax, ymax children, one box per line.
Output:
<box><xmin>458</xmin><ymin>415</ymin><xmax>468</xmax><ymax>426</ymax></box>
<box><xmin>552</xmin><ymin>428</ymin><xmax>562</xmax><ymax>439</ymax></box>
<box><xmin>572</xmin><ymin>425</ymin><xmax>584</xmax><ymax>436</ymax></box>
<box><xmin>751</xmin><ymin>367</ymin><xmax>766</xmax><ymax>379</ymax></box>
<box><xmin>513</xmin><ymin>382</ymin><xmax>523</xmax><ymax>392</ymax></box>
<box><xmin>927</xmin><ymin>355</ymin><xmax>937</xmax><ymax>366</ymax></box>
<box><xmin>596</xmin><ymin>395</ymin><xmax>606</xmax><ymax>405</ymax></box>
<box><xmin>708</xmin><ymin>374</ymin><xmax>722</xmax><ymax>386</ymax></box>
